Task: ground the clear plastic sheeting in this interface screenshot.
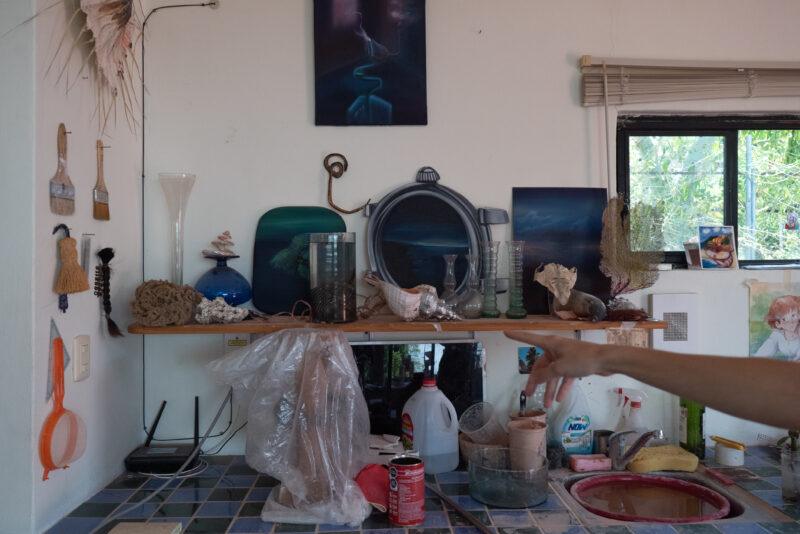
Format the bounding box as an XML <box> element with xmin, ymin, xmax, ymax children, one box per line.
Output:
<box><xmin>208</xmin><ymin>328</ymin><xmax>371</xmax><ymax>526</ymax></box>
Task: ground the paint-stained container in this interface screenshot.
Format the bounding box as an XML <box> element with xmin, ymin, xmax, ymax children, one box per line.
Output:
<box><xmin>388</xmin><ymin>455</ymin><xmax>425</xmax><ymax>526</ymax></box>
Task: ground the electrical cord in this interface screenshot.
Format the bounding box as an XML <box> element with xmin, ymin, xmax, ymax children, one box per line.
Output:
<box><xmin>96</xmin><ymin>389</ymin><xmax>233</xmax><ymax>532</ymax></box>
<box><xmin>206</xmin><ymin>421</ymin><xmax>248</xmax><ymax>455</ymax></box>
<box><xmin>139</xmin><ymin>0</ymin><xmax>222</xmax><ymax>442</ymax></box>
<box><xmin>137</xmin><ymin>459</ymin><xmax>208</xmax><ymax>479</ymax></box>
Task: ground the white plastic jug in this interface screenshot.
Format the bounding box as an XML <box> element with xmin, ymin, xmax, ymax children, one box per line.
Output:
<box><xmin>401</xmin><ymin>377</ymin><xmax>459</xmax><ymax>474</ymax></box>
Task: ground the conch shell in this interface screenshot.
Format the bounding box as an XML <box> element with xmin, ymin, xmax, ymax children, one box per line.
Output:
<box><xmin>364</xmin><ymin>272</ymin><xmax>461</xmax><ymax>321</ymax></box>
<box><xmin>533</xmin><ymin>263</ymin><xmax>576</xmax><ymax>306</ymax></box>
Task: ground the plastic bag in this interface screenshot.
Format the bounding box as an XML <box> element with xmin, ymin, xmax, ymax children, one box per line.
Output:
<box><xmin>207</xmin><ymin>328</ymin><xmax>371</xmax><ymax>526</ymax></box>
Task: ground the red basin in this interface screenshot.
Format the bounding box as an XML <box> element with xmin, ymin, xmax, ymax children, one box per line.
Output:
<box><xmin>569</xmin><ymin>474</ymin><xmax>730</xmax><ymax>524</ymax></box>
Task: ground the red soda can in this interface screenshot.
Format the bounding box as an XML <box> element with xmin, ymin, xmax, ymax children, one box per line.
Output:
<box><xmin>387</xmin><ymin>455</ymin><xmax>425</xmax><ymax>526</ymax></box>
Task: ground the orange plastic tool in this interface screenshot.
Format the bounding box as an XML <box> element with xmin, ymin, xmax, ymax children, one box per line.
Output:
<box><xmin>39</xmin><ymin>337</ymin><xmax>86</xmax><ymax>480</ymax></box>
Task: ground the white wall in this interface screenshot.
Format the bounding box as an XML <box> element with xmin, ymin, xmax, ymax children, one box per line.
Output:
<box><xmin>0</xmin><ymin>0</ymin><xmax>35</xmax><ymax>532</ymax></box>
<box><xmin>27</xmin><ymin>2</ymin><xmax>145</xmax><ymax>532</ymax></box>
<box><xmin>141</xmin><ymin>0</ymin><xmax>800</xmax><ymax>453</ymax></box>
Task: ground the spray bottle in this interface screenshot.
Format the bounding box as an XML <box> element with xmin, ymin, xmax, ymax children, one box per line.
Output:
<box><xmin>610</xmin><ymin>387</ymin><xmax>627</xmax><ymax>431</ymax></box>
<box><xmin>620</xmin><ymin>389</ymin><xmax>648</xmax><ymax>435</ymax></box>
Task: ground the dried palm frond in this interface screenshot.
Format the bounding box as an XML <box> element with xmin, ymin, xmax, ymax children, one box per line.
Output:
<box><xmin>5</xmin><ymin>0</ymin><xmax>143</xmax><ymax>132</ymax></box>
<box><xmin>600</xmin><ymin>197</ymin><xmax>664</xmax><ymax>297</ymax></box>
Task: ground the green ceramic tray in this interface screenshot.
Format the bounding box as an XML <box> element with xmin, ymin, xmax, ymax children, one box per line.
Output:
<box><xmin>252</xmin><ymin>206</ymin><xmax>346</xmax><ymax>314</ymax></box>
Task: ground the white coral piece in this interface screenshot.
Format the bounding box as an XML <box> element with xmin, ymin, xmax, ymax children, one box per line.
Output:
<box><xmin>195</xmin><ymin>297</ymin><xmax>249</xmax><ymax>324</ymax></box>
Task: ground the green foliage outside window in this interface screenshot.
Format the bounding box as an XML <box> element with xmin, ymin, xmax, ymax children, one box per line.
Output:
<box><xmin>628</xmin><ymin>130</ymin><xmax>800</xmax><ymax>261</ymax></box>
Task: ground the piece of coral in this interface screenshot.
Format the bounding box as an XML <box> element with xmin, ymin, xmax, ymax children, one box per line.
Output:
<box><xmin>195</xmin><ymin>297</ymin><xmax>249</xmax><ymax>324</ymax></box>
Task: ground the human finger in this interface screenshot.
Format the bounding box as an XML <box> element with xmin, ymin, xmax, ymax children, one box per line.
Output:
<box><xmin>543</xmin><ymin>377</ymin><xmax>560</xmax><ymax>407</ymax></box>
<box><xmin>505</xmin><ymin>331</ymin><xmax>553</xmax><ymax>351</ymax></box>
<box><xmin>555</xmin><ymin>377</ymin><xmax>575</xmax><ymax>403</ymax></box>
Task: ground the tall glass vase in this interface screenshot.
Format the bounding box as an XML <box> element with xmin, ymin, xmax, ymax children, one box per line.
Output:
<box><xmin>457</xmin><ymin>253</ymin><xmax>483</xmax><ymax>319</ymax></box>
<box><xmin>506</xmin><ymin>241</ymin><xmax>527</xmax><ymax>319</ymax></box>
<box><xmin>481</xmin><ymin>241</ymin><xmax>501</xmax><ymax>318</ymax></box>
<box><xmin>159</xmin><ymin>173</ymin><xmax>195</xmax><ymax>285</ymax></box>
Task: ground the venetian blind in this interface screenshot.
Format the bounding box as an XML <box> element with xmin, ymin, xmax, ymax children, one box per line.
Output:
<box><xmin>581</xmin><ymin>55</ymin><xmax>800</xmax><ymax>106</ymax></box>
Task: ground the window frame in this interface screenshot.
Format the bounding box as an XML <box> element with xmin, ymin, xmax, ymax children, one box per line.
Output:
<box><xmin>616</xmin><ymin>114</ymin><xmax>800</xmax><ymax>267</ymax></box>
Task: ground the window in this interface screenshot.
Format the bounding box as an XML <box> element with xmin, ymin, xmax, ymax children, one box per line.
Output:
<box><xmin>617</xmin><ymin>115</ymin><xmax>800</xmax><ymax>265</ymax></box>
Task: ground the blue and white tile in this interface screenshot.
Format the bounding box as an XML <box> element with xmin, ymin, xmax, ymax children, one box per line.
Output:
<box><xmin>490</xmin><ymin>511</ymin><xmax>536</xmax><ymax>528</ymax></box>
<box><xmin>229</xmin><ymin>517</ymin><xmax>275</xmax><ymax>533</ymax></box>
<box><xmin>715</xmin><ymin>524</ymin><xmax>770</xmax><ymax>534</ymax></box>
<box><xmin>631</xmin><ymin>525</ymin><xmax>678</xmax><ymax>534</ymax></box>
<box><xmin>46</xmin><ymin>517</ymin><xmax>103</xmax><ymax>534</ymax></box>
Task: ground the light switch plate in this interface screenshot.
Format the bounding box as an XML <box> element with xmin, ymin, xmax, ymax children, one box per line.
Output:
<box><xmin>73</xmin><ymin>335</ymin><xmax>90</xmax><ymax>382</ymax></box>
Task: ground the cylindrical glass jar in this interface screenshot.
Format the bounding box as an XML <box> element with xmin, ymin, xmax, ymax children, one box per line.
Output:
<box><xmin>309</xmin><ymin>232</ymin><xmax>357</xmax><ymax>323</ymax></box>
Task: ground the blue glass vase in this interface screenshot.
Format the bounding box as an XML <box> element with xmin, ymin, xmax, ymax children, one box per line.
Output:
<box><xmin>195</xmin><ymin>256</ymin><xmax>252</xmax><ymax>306</ymax></box>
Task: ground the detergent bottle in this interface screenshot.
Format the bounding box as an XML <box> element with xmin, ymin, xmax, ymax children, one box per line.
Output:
<box><xmin>401</xmin><ymin>377</ymin><xmax>459</xmax><ymax>474</ymax></box>
<box><xmin>547</xmin><ymin>381</ymin><xmax>593</xmax><ymax>456</ymax></box>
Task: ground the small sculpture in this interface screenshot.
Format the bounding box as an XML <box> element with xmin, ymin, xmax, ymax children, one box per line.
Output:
<box><xmin>364</xmin><ymin>272</ymin><xmax>462</xmax><ymax>321</ymax></box>
<box><xmin>195</xmin><ymin>297</ymin><xmax>249</xmax><ymax>324</ymax></box>
<box><xmin>203</xmin><ymin>231</ymin><xmax>237</xmax><ymax>258</ymax></box>
<box><xmin>534</xmin><ymin>263</ymin><xmax>607</xmax><ymax>322</ymax></box>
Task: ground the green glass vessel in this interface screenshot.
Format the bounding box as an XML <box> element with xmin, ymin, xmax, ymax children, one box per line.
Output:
<box><xmin>506</xmin><ymin>241</ymin><xmax>527</xmax><ymax>319</ymax></box>
<box><xmin>679</xmin><ymin>397</ymin><xmax>706</xmax><ymax>459</ymax></box>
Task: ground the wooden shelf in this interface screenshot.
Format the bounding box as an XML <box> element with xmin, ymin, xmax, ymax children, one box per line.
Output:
<box><xmin>128</xmin><ymin>315</ymin><xmax>667</xmax><ymax>335</ymax></box>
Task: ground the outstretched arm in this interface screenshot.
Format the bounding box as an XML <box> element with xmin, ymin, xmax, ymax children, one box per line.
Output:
<box><xmin>505</xmin><ymin>331</ymin><xmax>800</xmax><ymax>430</ymax></box>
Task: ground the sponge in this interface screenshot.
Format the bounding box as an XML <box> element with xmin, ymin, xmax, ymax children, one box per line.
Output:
<box><xmin>627</xmin><ymin>445</ymin><xmax>699</xmax><ymax>473</ymax></box>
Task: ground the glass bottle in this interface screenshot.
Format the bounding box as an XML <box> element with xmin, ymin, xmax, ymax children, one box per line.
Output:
<box><xmin>159</xmin><ymin>173</ymin><xmax>195</xmax><ymax>285</ymax></box>
<box><xmin>195</xmin><ymin>256</ymin><xmax>252</xmax><ymax>306</ymax></box>
<box><xmin>506</xmin><ymin>241</ymin><xmax>527</xmax><ymax>319</ymax></box>
<box><xmin>481</xmin><ymin>241</ymin><xmax>501</xmax><ymax>318</ymax></box>
<box><xmin>679</xmin><ymin>397</ymin><xmax>705</xmax><ymax>459</ymax></box>
<box><xmin>457</xmin><ymin>253</ymin><xmax>483</xmax><ymax>319</ymax></box>
<box><xmin>441</xmin><ymin>254</ymin><xmax>457</xmax><ymax>302</ymax></box>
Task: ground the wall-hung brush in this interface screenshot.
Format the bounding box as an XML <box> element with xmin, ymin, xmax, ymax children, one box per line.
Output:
<box><xmin>93</xmin><ymin>141</ymin><xmax>110</xmax><ymax>220</ymax></box>
<box><xmin>49</xmin><ymin>124</ymin><xmax>75</xmax><ymax>215</ymax></box>
<box><xmin>53</xmin><ymin>224</ymin><xmax>89</xmax><ymax>312</ymax></box>
<box><xmin>95</xmin><ymin>248</ymin><xmax>123</xmax><ymax>337</ymax></box>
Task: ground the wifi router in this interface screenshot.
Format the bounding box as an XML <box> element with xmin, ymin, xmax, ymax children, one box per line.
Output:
<box><xmin>125</xmin><ymin>397</ymin><xmax>200</xmax><ymax>474</ymax></box>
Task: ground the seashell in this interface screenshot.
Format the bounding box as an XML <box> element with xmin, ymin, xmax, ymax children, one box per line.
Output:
<box><xmin>364</xmin><ymin>273</ymin><xmax>423</xmax><ymax>320</ymax></box>
<box><xmin>364</xmin><ymin>273</ymin><xmax>462</xmax><ymax>321</ymax></box>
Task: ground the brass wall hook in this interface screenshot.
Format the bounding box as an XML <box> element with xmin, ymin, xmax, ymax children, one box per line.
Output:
<box><xmin>324</xmin><ymin>153</ymin><xmax>370</xmax><ymax>214</ymax></box>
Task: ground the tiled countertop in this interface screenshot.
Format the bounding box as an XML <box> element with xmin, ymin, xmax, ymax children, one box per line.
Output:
<box><xmin>47</xmin><ymin>448</ymin><xmax>800</xmax><ymax>534</ymax></box>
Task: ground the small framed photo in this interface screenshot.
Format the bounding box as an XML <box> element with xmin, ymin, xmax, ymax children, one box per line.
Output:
<box><xmin>518</xmin><ymin>346</ymin><xmax>544</xmax><ymax>374</ymax></box>
<box><xmin>683</xmin><ymin>241</ymin><xmax>701</xmax><ymax>269</ymax></box>
<box><xmin>698</xmin><ymin>226</ymin><xmax>738</xmax><ymax>269</ymax></box>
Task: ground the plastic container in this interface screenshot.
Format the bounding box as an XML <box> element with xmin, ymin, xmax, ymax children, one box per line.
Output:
<box><xmin>468</xmin><ymin>447</ymin><xmax>547</xmax><ymax>508</ymax></box>
<box><xmin>309</xmin><ymin>232</ymin><xmax>357</xmax><ymax>323</ymax></box>
<box><xmin>401</xmin><ymin>378</ymin><xmax>459</xmax><ymax>474</ymax></box>
<box><xmin>547</xmin><ymin>382</ymin><xmax>593</xmax><ymax>456</ymax></box>
<box><xmin>459</xmin><ymin>402</ymin><xmax>509</xmax><ymax>446</ymax></box>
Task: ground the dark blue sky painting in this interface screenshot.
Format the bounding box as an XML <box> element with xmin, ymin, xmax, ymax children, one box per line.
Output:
<box><xmin>314</xmin><ymin>0</ymin><xmax>427</xmax><ymax>126</ymax></box>
<box><xmin>512</xmin><ymin>187</ymin><xmax>610</xmax><ymax>314</ymax></box>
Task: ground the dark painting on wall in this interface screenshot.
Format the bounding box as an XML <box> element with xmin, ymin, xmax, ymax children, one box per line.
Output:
<box><xmin>512</xmin><ymin>187</ymin><xmax>610</xmax><ymax>314</ymax></box>
<box><xmin>314</xmin><ymin>0</ymin><xmax>427</xmax><ymax>126</ymax></box>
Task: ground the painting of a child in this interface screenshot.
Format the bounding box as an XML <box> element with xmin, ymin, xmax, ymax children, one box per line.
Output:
<box><xmin>749</xmin><ymin>282</ymin><xmax>800</xmax><ymax>360</ymax></box>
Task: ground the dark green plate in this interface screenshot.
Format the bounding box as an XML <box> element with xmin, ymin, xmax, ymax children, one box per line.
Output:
<box><xmin>252</xmin><ymin>206</ymin><xmax>346</xmax><ymax>314</ymax></box>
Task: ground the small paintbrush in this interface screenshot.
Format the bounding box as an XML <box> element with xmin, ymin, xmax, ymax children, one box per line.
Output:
<box><xmin>92</xmin><ymin>140</ymin><xmax>109</xmax><ymax>220</ymax></box>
